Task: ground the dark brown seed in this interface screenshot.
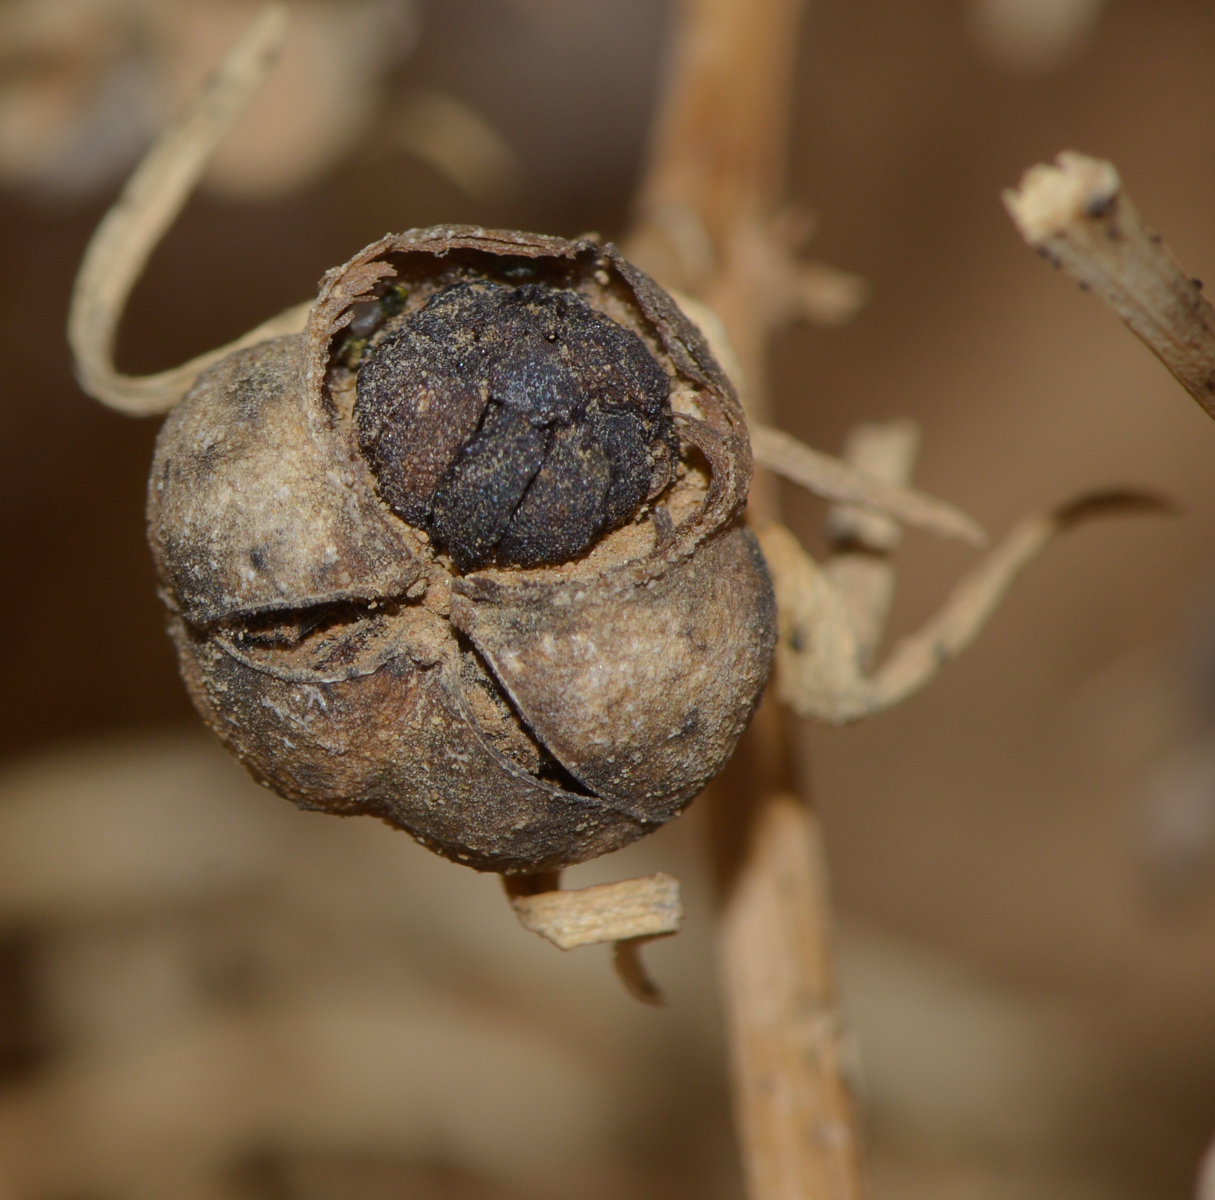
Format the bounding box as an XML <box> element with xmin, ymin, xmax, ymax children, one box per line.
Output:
<box><xmin>354</xmin><ymin>281</ymin><xmax>677</xmax><ymax>572</ymax></box>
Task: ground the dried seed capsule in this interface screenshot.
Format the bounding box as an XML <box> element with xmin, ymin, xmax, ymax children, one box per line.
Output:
<box><xmin>148</xmin><ymin>226</ymin><xmax>776</xmax><ymax>873</ymax></box>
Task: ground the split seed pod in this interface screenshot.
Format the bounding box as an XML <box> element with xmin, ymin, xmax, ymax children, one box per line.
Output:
<box><xmin>148</xmin><ymin>226</ymin><xmax>777</xmax><ymax>873</ymax></box>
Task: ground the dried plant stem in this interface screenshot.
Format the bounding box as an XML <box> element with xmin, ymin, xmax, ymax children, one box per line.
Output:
<box><xmin>761</xmin><ymin>488</ymin><xmax>1170</xmax><ymax>724</ymax></box>
<box><xmin>1004</xmin><ymin>151</ymin><xmax>1215</xmax><ymax>423</ymax></box>
<box><xmin>673</xmin><ymin>290</ymin><xmax>983</xmax><ymax>542</ymax></box>
<box><xmin>716</xmin><ymin>423</ymin><xmax>917</xmax><ymax>1200</ymax></box>
<box><xmin>717</xmin><ymin>793</ymin><xmax>860</xmax><ymax>1200</ymax></box>
<box><xmin>67</xmin><ymin>4</ymin><xmax>307</xmax><ymax>416</ymax></box>
<box><xmin>749</xmin><ymin>421</ymin><xmax>985</xmax><ymax>546</ymax></box>
<box><xmin>628</xmin><ymin>0</ymin><xmax>869</xmax><ymax>1195</ymax></box>
<box><xmin>822</xmin><ymin>420</ymin><xmax>920</xmax><ymax>662</ymax></box>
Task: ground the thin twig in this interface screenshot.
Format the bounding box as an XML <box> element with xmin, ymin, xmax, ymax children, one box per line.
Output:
<box><xmin>822</xmin><ymin>419</ymin><xmax>921</xmax><ymax>666</ymax></box>
<box><xmin>1004</xmin><ymin>150</ymin><xmax>1215</xmax><ymax>423</ymax></box>
<box><xmin>612</xmin><ymin>938</ymin><xmax>671</xmax><ymax>1006</ymax></box>
<box><xmin>67</xmin><ymin>4</ymin><xmax>304</xmax><ymax>416</ymax></box>
<box><xmin>672</xmin><ymin>289</ymin><xmax>980</xmax><ymax>543</ymax></box>
<box><xmin>750</xmin><ymin>422</ymin><xmax>986</xmax><ymax>546</ymax></box>
<box><xmin>717</xmin><ymin>792</ymin><xmax>863</xmax><ymax>1200</ymax></box>
<box><xmin>761</xmin><ymin>489</ymin><xmax>1172</xmax><ymax>724</ymax></box>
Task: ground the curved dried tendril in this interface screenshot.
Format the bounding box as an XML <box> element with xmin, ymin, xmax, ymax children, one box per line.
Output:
<box><xmin>67</xmin><ymin>4</ymin><xmax>306</xmax><ymax>417</ymax></box>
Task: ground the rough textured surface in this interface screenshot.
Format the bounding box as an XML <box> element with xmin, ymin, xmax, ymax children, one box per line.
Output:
<box><xmin>167</xmin><ymin>610</ymin><xmax>648</xmax><ymax>874</ymax></box>
<box><xmin>356</xmin><ymin>281</ymin><xmax>678</xmax><ymax>572</ymax></box>
<box><xmin>149</xmin><ymin>225</ymin><xmax>774</xmax><ymax>873</ymax></box>
<box><xmin>451</xmin><ymin>524</ymin><xmax>776</xmax><ymax>815</ymax></box>
<box><xmin>148</xmin><ymin>338</ymin><xmax>424</xmax><ymax>626</ymax></box>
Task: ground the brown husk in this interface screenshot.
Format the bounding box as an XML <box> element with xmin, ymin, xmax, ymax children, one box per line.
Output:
<box><xmin>148</xmin><ymin>225</ymin><xmax>776</xmax><ymax>873</ymax></box>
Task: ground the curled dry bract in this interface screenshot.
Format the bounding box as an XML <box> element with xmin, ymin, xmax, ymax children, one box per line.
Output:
<box><xmin>148</xmin><ymin>226</ymin><xmax>776</xmax><ymax>873</ymax></box>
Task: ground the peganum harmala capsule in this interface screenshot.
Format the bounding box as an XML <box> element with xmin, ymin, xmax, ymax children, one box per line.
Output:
<box><xmin>147</xmin><ymin>226</ymin><xmax>777</xmax><ymax>873</ymax></box>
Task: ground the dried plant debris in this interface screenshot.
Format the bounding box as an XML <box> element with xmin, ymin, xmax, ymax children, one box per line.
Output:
<box><xmin>148</xmin><ymin>226</ymin><xmax>777</xmax><ymax>874</ymax></box>
<box><xmin>1006</xmin><ymin>151</ymin><xmax>1215</xmax><ymax>425</ymax></box>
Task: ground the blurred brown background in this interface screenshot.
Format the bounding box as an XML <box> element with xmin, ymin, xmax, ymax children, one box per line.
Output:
<box><xmin>3</xmin><ymin>0</ymin><xmax>1215</xmax><ymax>1196</ymax></box>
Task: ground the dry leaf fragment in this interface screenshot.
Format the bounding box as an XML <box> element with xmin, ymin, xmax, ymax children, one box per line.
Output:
<box><xmin>507</xmin><ymin>873</ymin><xmax>683</xmax><ymax>951</ymax></box>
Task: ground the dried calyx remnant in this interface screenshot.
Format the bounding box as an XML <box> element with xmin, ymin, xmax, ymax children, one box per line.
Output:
<box><xmin>149</xmin><ymin>226</ymin><xmax>776</xmax><ymax>874</ymax></box>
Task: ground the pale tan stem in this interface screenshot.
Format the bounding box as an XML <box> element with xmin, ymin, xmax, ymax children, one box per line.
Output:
<box><xmin>751</xmin><ymin>422</ymin><xmax>984</xmax><ymax>546</ymax></box>
<box><xmin>718</xmin><ymin>795</ymin><xmax>866</xmax><ymax>1200</ymax></box>
<box><xmin>1004</xmin><ymin>151</ymin><xmax>1215</xmax><ymax>423</ymax></box>
<box><xmin>630</xmin><ymin>0</ymin><xmax>802</xmax><ymax>310</ymax></box>
<box><xmin>627</xmin><ymin>0</ymin><xmax>869</xmax><ymax>1196</ymax></box>
<box><xmin>782</xmin><ymin>260</ymin><xmax>868</xmax><ymax>328</ymax></box>
<box><xmin>612</xmin><ymin>938</ymin><xmax>671</xmax><ymax>1006</ymax></box>
<box><xmin>67</xmin><ymin>4</ymin><xmax>305</xmax><ymax>417</ymax></box>
<box><xmin>762</xmin><ymin>490</ymin><xmax>1171</xmax><ymax>725</ymax></box>
<box><xmin>867</xmin><ymin>491</ymin><xmax>1170</xmax><ymax>712</ymax></box>
<box><xmin>671</xmin><ymin>289</ymin><xmax>978</xmax><ymax>546</ymax></box>
<box><xmin>822</xmin><ymin>420</ymin><xmax>920</xmax><ymax>668</ymax></box>
<box><xmin>626</xmin><ymin>0</ymin><xmax>844</xmax><ymax>421</ymax></box>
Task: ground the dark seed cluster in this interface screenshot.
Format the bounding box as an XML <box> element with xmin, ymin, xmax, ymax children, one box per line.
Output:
<box><xmin>145</xmin><ymin>226</ymin><xmax>773</xmax><ymax>873</ymax></box>
<box><xmin>354</xmin><ymin>282</ymin><xmax>678</xmax><ymax>572</ymax></box>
